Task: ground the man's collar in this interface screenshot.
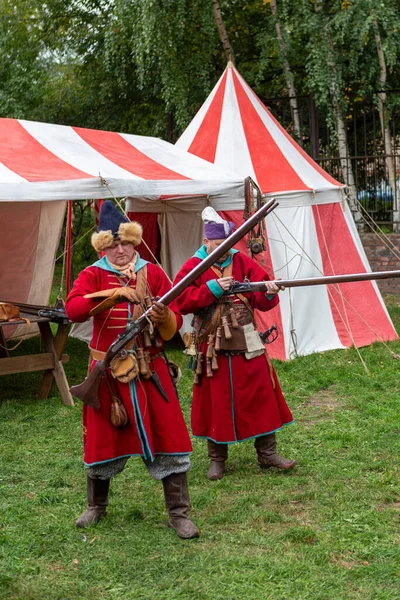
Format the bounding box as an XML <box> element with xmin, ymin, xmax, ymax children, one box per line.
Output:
<box><xmin>92</xmin><ymin>253</ymin><xmax>148</xmax><ymax>274</ymax></box>
<box><xmin>193</xmin><ymin>245</ymin><xmax>238</xmax><ymax>268</ymax></box>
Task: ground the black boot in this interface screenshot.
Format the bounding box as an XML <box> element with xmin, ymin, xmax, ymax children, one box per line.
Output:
<box><xmin>255</xmin><ymin>434</ymin><xmax>296</xmax><ymax>470</ymax></box>
<box><xmin>162</xmin><ymin>473</ymin><xmax>200</xmax><ymax>539</ymax></box>
<box><xmin>207</xmin><ymin>440</ymin><xmax>228</xmax><ymax>480</ymax></box>
<box><xmin>75</xmin><ymin>476</ymin><xmax>110</xmax><ymax>528</ymax></box>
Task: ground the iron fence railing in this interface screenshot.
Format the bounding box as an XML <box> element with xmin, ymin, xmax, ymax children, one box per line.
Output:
<box><xmin>317</xmin><ymin>155</ymin><xmax>399</xmax><ymax>225</ymax></box>
<box><xmin>264</xmin><ymin>91</ymin><xmax>400</xmax><ymax>228</ymax></box>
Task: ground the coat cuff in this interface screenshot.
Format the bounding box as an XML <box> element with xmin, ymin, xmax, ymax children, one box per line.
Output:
<box><xmin>206</xmin><ymin>280</ymin><xmax>224</xmax><ymax>298</ymax></box>
<box><xmin>157</xmin><ymin>309</ymin><xmax>177</xmax><ymax>341</ymax></box>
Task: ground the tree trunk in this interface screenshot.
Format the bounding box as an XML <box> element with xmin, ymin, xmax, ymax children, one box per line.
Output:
<box><xmin>212</xmin><ymin>0</ymin><xmax>235</xmax><ymax>65</ymax></box>
<box><xmin>336</xmin><ymin>110</ymin><xmax>362</xmax><ymax>222</ymax></box>
<box><xmin>372</xmin><ymin>16</ymin><xmax>399</xmax><ymax>230</ymax></box>
<box><xmin>270</xmin><ymin>0</ymin><xmax>302</xmax><ymax>145</ymax></box>
<box><xmin>322</xmin><ymin>20</ymin><xmax>363</xmax><ymax>228</ymax></box>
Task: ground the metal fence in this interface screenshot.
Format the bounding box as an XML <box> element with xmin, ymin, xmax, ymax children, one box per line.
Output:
<box><xmin>264</xmin><ymin>92</ymin><xmax>400</xmax><ymax>228</ymax></box>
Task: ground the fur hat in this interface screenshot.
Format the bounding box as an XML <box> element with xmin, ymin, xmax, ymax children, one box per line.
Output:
<box><xmin>91</xmin><ymin>200</ymin><xmax>143</xmax><ymax>252</ymax></box>
<box><xmin>202</xmin><ymin>206</ymin><xmax>235</xmax><ymax>240</ymax></box>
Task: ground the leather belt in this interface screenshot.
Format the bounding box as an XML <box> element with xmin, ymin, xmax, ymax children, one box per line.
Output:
<box><xmin>89</xmin><ymin>346</ymin><xmax>164</xmax><ymax>362</ymax></box>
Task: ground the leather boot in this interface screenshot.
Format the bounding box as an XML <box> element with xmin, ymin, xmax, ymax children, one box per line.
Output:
<box><xmin>162</xmin><ymin>473</ymin><xmax>200</xmax><ymax>539</ymax></box>
<box><xmin>75</xmin><ymin>476</ymin><xmax>110</xmax><ymax>528</ymax></box>
<box><xmin>255</xmin><ymin>434</ymin><xmax>296</xmax><ymax>470</ymax></box>
<box><xmin>207</xmin><ymin>440</ymin><xmax>228</xmax><ymax>480</ymax></box>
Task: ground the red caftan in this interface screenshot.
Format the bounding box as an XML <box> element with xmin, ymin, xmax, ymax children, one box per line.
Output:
<box><xmin>173</xmin><ymin>250</ymin><xmax>293</xmax><ymax>443</ymax></box>
<box><xmin>66</xmin><ymin>258</ymin><xmax>192</xmax><ymax>466</ymax></box>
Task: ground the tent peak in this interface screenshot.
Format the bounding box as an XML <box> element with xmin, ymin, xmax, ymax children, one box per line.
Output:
<box><xmin>226</xmin><ymin>61</ymin><xmax>235</xmax><ymax>69</ymax></box>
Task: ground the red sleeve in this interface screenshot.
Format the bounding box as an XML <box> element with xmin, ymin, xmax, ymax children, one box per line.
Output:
<box><xmin>173</xmin><ymin>257</ymin><xmax>219</xmax><ymax>315</ymax></box>
<box><xmin>65</xmin><ymin>267</ymin><xmax>101</xmax><ymax>322</ymax></box>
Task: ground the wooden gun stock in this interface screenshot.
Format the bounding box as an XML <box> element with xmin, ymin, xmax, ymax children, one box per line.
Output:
<box><xmin>69</xmin><ymin>359</ymin><xmax>109</xmax><ymax>410</ymax></box>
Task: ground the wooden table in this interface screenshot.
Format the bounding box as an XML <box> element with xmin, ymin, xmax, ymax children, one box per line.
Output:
<box><xmin>0</xmin><ymin>312</ymin><xmax>74</xmax><ymax>406</ymax></box>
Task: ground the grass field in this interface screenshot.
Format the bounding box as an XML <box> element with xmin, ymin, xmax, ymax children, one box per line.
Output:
<box><xmin>1</xmin><ymin>296</ymin><xmax>400</xmax><ymax>600</ymax></box>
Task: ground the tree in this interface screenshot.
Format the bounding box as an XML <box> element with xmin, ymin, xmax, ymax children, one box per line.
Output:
<box><xmin>340</xmin><ymin>0</ymin><xmax>400</xmax><ymax>229</ymax></box>
<box><xmin>300</xmin><ymin>0</ymin><xmax>363</xmax><ymax>224</ymax></box>
<box><xmin>268</xmin><ymin>0</ymin><xmax>302</xmax><ymax>144</ymax></box>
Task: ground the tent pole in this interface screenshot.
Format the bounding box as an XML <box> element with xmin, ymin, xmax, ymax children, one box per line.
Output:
<box><xmin>65</xmin><ymin>201</ymin><xmax>73</xmax><ymax>297</ymax></box>
<box><xmin>95</xmin><ymin>199</ymin><xmax>104</xmax><ymax>257</ymax></box>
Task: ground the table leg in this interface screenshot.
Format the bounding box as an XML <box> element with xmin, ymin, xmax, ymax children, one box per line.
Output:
<box><xmin>0</xmin><ymin>327</ymin><xmax>9</xmax><ymax>358</ymax></box>
<box><xmin>38</xmin><ymin>322</ymin><xmax>74</xmax><ymax>406</ymax></box>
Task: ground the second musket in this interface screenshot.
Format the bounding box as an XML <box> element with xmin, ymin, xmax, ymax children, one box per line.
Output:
<box><xmin>224</xmin><ymin>269</ymin><xmax>400</xmax><ymax>295</ymax></box>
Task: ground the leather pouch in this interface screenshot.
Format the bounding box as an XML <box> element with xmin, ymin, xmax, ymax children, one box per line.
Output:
<box><xmin>219</xmin><ymin>325</ymin><xmax>248</xmax><ymax>353</ymax></box>
<box><xmin>0</xmin><ymin>302</ymin><xmax>20</xmax><ymax>322</ymax></box>
<box><xmin>110</xmin><ymin>393</ymin><xmax>129</xmax><ymax>427</ymax></box>
<box><xmin>110</xmin><ymin>350</ymin><xmax>139</xmax><ymax>383</ymax></box>
<box><xmin>167</xmin><ymin>359</ymin><xmax>182</xmax><ymax>386</ymax></box>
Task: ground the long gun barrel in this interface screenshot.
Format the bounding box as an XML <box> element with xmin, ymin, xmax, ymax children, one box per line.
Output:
<box><xmin>70</xmin><ymin>196</ymin><xmax>279</xmax><ymax>409</ymax></box>
<box><xmin>225</xmin><ymin>269</ymin><xmax>400</xmax><ymax>295</ymax></box>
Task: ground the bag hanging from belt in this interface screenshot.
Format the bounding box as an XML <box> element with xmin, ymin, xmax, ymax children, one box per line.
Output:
<box><xmin>105</xmin><ymin>376</ymin><xmax>129</xmax><ymax>428</ymax></box>
<box><xmin>109</xmin><ymin>347</ymin><xmax>139</xmax><ymax>383</ymax></box>
<box><xmin>0</xmin><ymin>302</ymin><xmax>20</xmax><ymax>322</ymax></box>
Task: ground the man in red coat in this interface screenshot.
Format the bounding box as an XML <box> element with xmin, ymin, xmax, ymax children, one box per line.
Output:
<box><xmin>173</xmin><ymin>207</ymin><xmax>296</xmax><ymax>481</ymax></box>
<box><xmin>66</xmin><ymin>201</ymin><xmax>199</xmax><ymax>539</ymax></box>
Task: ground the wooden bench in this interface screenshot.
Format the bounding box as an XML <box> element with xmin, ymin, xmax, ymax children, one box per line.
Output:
<box><xmin>0</xmin><ymin>312</ymin><xmax>74</xmax><ymax>406</ymax></box>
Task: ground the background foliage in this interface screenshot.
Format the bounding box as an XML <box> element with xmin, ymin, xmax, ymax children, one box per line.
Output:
<box><xmin>2</xmin><ymin>0</ymin><xmax>400</xmax><ymax>141</ymax></box>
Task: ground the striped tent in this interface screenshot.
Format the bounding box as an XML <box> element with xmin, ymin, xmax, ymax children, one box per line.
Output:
<box><xmin>0</xmin><ymin>117</ymin><xmax>246</xmax><ymax>331</ymax></box>
<box><xmin>175</xmin><ymin>63</ymin><xmax>397</xmax><ymax>359</ymax></box>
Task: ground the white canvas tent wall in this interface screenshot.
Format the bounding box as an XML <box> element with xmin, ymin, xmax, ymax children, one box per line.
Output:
<box><xmin>171</xmin><ymin>63</ymin><xmax>397</xmax><ymax>360</ymax></box>
<box><xmin>0</xmin><ymin>117</ymin><xmax>248</xmax><ymax>339</ymax></box>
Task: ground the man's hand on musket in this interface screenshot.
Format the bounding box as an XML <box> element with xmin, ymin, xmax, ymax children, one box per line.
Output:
<box><xmin>264</xmin><ymin>280</ymin><xmax>284</xmax><ymax>295</ymax></box>
<box><xmin>148</xmin><ymin>301</ymin><xmax>170</xmax><ymax>324</ymax></box>
<box><xmin>217</xmin><ymin>276</ymin><xmax>234</xmax><ymax>291</ymax></box>
<box><xmin>148</xmin><ymin>301</ymin><xmax>177</xmax><ymax>341</ymax></box>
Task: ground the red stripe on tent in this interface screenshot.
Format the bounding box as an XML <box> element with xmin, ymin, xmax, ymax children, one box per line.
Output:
<box><xmin>236</xmin><ymin>70</ymin><xmax>342</xmax><ymax>188</ymax></box>
<box><xmin>313</xmin><ymin>203</ymin><xmax>397</xmax><ymax>346</ymax></box>
<box><xmin>0</xmin><ymin>119</ymin><xmax>90</xmax><ymax>181</ymax></box>
<box><xmin>74</xmin><ymin>128</ymin><xmax>188</xmax><ymax>181</ymax></box>
<box><xmin>127</xmin><ymin>212</ymin><xmax>160</xmax><ymax>263</ymax></box>
<box><xmin>220</xmin><ymin>210</ymin><xmax>286</xmax><ymax>360</ymax></box>
<box><xmin>231</xmin><ymin>72</ymin><xmax>307</xmax><ymax>193</ymax></box>
<box><xmin>187</xmin><ymin>72</ymin><xmax>228</xmax><ymax>164</ymax></box>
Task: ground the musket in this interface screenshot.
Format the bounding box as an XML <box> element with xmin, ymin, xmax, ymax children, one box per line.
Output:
<box><xmin>224</xmin><ymin>269</ymin><xmax>400</xmax><ymax>295</ymax></box>
<box><xmin>0</xmin><ymin>300</ymin><xmax>70</xmax><ymax>324</ymax></box>
<box><xmin>69</xmin><ymin>197</ymin><xmax>279</xmax><ymax>409</ymax></box>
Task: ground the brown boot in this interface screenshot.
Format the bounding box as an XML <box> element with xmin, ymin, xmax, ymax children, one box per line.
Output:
<box><xmin>255</xmin><ymin>434</ymin><xmax>296</xmax><ymax>470</ymax></box>
<box><xmin>162</xmin><ymin>473</ymin><xmax>200</xmax><ymax>539</ymax></box>
<box><xmin>75</xmin><ymin>476</ymin><xmax>110</xmax><ymax>528</ymax></box>
<box><xmin>207</xmin><ymin>440</ymin><xmax>228</xmax><ymax>480</ymax></box>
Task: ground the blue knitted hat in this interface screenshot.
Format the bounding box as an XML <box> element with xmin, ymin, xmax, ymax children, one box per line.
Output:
<box><xmin>91</xmin><ymin>200</ymin><xmax>142</xmax><ymax>252</ymax></box>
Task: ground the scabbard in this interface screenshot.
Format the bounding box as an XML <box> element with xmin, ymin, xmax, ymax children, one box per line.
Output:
<box><xmin>149</xmin><ymin>372</ymin><xmax>169</xmax><ymax>402</ymax></box>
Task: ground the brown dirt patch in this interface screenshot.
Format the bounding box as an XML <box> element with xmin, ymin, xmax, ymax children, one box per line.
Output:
<box><xmin>329</xmin><ymin>554</ymin><xmax>370</xmax><ymax>569</ymax></box>
<box><xmin>298</xmin><ymin>386</ymin><xmax>342</xmax><ymax>424</ymax></box>
<box><xmin>377</xmin><ymin>501</ymin><xmax>400</xmax><ymax>511</ymax></box>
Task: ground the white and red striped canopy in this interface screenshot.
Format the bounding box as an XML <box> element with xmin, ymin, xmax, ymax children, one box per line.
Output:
<box><xmin>175</xmin><ymin>63</ymin><xmax>397</xmax><ymax>359</ymax></box>
<box><xmin>0</xmin><ymin>117</ymin><xmax>246</xmax><ymax>328</ymax></box>
<box><xmin>0</xmin><ymin>118</ymin><xmax>244</xmax><ymax>202</ymax></box>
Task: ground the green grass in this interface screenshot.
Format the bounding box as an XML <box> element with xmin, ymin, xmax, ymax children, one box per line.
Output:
<box><xmin>1</xmin><ymin>297</ymin><xmax>400</xmax><ymax>599</ymax></box>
